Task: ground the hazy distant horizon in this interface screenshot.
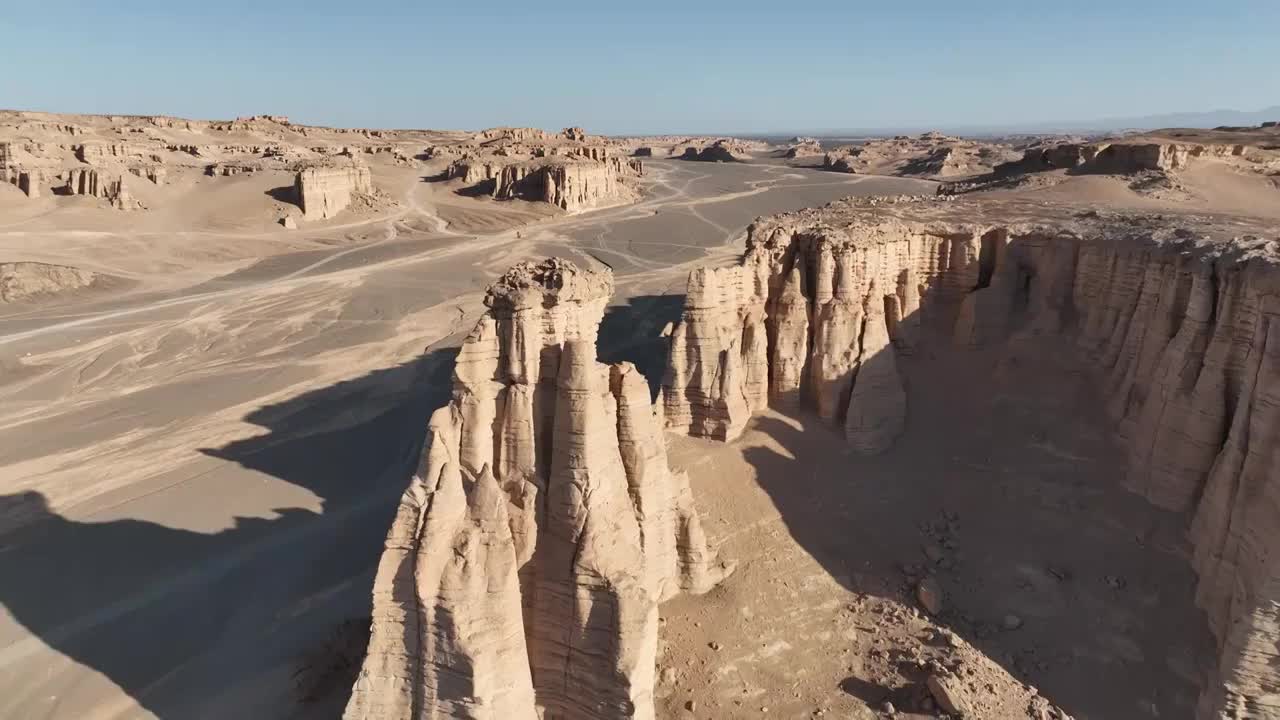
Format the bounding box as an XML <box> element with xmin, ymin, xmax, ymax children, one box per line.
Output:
<box><xmin>3</xmin><ymin>1</ymin><xmax>1278</xmax><ymax>135</ymax></box>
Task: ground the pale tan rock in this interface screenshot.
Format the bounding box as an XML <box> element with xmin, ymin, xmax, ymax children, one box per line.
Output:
<box><xmin>63</xmin><ymin>168</ymin><xmax>140</xmax><ymax>210</ymax></box>
<box><xmin>294</xmin><ymin>160</ymin><xmax>372</xmax><ymax>220</ymax></box>
<box><xmin>1</xmin><ymin>261</ymin><xmax>99</xmax><ymax>303</ymax></box>
<box><xmin>346</xmin><ymin>258</ymin><xmax>731</xmax><ymax>720</ymax></box>
<box><xmin>660</xmin><ymin>196</ymin><xmax>1280</xmax><ymax>720</ymax></box>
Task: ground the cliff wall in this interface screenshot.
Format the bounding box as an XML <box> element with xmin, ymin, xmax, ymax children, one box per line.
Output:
<box><xmin>659</xmin><ymin>199</ymin><xmax>1280</xmax><ymax>718</ymax></box>
<box><xmin>294</xmin><ymin>161</ymin><xmax>372</xmax><ymax>220</ymax></box>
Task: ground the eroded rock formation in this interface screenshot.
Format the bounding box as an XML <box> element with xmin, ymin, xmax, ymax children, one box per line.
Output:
<box><xmin>1014</xmin><ymin>141</ymin><xmax>1194</xmax><ymax>173</ymax></box>
<box><xmin>823</xmin><ymin>133</ymin><xmax>1019</xmax><ymax>178</ymax></box>
<box><xmin>345</xmin><ymin>259</ymin><xmax>732</xmax><ymax>720</ymax></box>
<box><xmin>63</xmin><ymin>168</ymin><xmax>140</xmax><ymax>209</ymax></box>
<box><xmin>452</xmin><ymin>155</ymin><xmax>643</xmax><ymax>213</ymax></box>
<box><xmin>1</xmin><ymin>261</ymin><xmax>101</xmax><ymax>302</ymax></box>
<box><xmin>294</xmin><ymin>160</ymin><xmax>373</xmax><ymax>220</ymax></box>
<box><xmin>660</xmin><ymin>197</ymin><xmax>1280</xmax><ymax>719</ymax></box>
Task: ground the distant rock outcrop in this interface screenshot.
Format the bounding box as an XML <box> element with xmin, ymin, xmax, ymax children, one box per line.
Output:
<box><xmin>660</xmin><ymin>196</ymin><xmax>1280</xmax><ymax>719</ymax></box>
<box><xmin>64</xmin><ymin>168</ymin><xmax>140</xmax><ymax>210</ymax></box>
<box><xmin>1</xmin><ymin>261</ymin><xmax>102</xmax><ymax>302</ymax></box>
<box><xmin>294</xmin><ymin>160</ymin><xmax>373</xmax><ymax>220</ymax></box>
<box><xmin>497</xmin><ymin>157</ymin><xmax>642</xmax><ymax>212</ymax></box>
<box><xmin>678</xmin><ymin>138</ymin><xmax>755</xmax><ymax>162</ymax></box>
<box><xmin>344</xmin><ymin>258</ymin><xmax>732</xmax><ymax>720</ymax></box>
<box><xmin>450</xmin><ymin>153</ymin><xmax>643</xmax><ymax>213</ymax></box>
<box><xmin>784</xmin><ymin>140</ymin><xmax>824</xmax><ymax>158</ymax></box>
<box><xmin>823</xmin><ymin>133</ymin><xmax>1018</xmax><ymax>178</ymax></box>
<box><xmin>1014</xmin><ymin>141</ymin><xmax>1193</xmax><ymax>173</ymax></box>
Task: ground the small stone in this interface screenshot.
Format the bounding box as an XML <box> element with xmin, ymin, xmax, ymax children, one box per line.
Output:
<box><xmin>709</xmin><ymin>641</ymin><xmax>722</xmax><ymax>651</ymax></box>
<box><xmin>661</xmin><ymin>667</ymin><xmax>677</xmax><ymax>685</ymax></box>
<box><xmin>280</xmin><ymin>215</ymin><xmax>297</xmax><ymax>229</ymax></box>
<box><xmin>686</xmin><ymin>700</ymin><xmax>696</xmax><ymax>711</ymax></box>
<box><xmin>1104</xmin><ymin>574</ymin><xmax>1127</xmax><ymax>590</ymax></box>
<box><xmin>916</xmin><ymin>577</ymin><xmax>944</xmax><ymax>615</ymax></box>
<box><xmin>926</xmin><ymin>674</ymin><xmax>967</xmax><ymax>715</ymax></box>
<box><xmin>1003</xmin><ymin>614</ymin><xmax>1024</xmax><ymax>630</ymax></box>
<box><xmin>881</xmin><ymin>700</ymin><xmax>896</xmax><ymax>714</ymax></box>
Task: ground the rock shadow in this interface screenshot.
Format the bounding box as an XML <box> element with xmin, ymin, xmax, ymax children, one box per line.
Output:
<box><xmin>452</xmin><ymin>178</ymin><xmax>496</xmax><ymax>198</ymax></box>
<box><xmin>735</xmin><ymin>326</ymin><xmax>1212</xmax><ymax>718</ymax></box>
<box><xmin>265</xmin><ymin>184</ymin><xmax>300</xmax><ymax>208</ymax></box>
<box><xmin>0</xmin><ymin>347</ymin><xmax>458</xmax><ymax>719</ymax></box>
<box><xmin>598</xmin><ymin>293</ymin><xmax>686</xmax><ymax>400</ymax></box>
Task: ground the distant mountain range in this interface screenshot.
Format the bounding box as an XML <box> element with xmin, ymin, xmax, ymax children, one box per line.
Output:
<box><xmin>754</xmin><ymin>106</ymin><xmax>1280</xmax><ymax>139</ymax></box>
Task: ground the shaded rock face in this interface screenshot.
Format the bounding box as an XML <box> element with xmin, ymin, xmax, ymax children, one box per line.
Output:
<box><xmin>345</xmin><ymin>259</ymin><xmax>732</xmax><ymax>720</ymax></box>
<box><xmin>661</xmin><ymin>210</ymin><xmax>1280</xmax><ymax>719</ymax></box>
<box><xmin>1016</xmin><ymin>141</ymin><xmax>1193</xmax><ymax>173</ymax></box>
<box><xmin>294</xmin><ymin>161</ymin><xmax>372</xmax><ymax>220</ymax></box>
<box><xmin>485</xmin><ymin>157</ymin><xmax>642</xmax><ymax>213</ymax></box>
<box><xmin>63</xmin><ymin>168</ymin><xmax>140</xmax><ymax>209</ymax></box>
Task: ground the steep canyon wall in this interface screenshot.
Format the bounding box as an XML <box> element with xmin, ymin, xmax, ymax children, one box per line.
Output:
<box><xmin>659</xmin><ymin>200</ymin><xmax>1280</xmax><ymax>719</ymax></box>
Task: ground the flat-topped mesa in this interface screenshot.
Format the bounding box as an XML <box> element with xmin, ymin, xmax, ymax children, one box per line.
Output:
<box><xmin>345</xmin><ymin>258</ymin><xmax>732</xmax><ymax>720</ymax></box>
<box><xmin>293</xmin><ymin>160</ymin><xmax>372</xmax><ymax>220</ymax></box>
<box><xmin>493</xmin><ymin>157</ymin><xmax>643</xmax><ymax>212</ymax></box>
<box><xmin>474</xmin><ymin>126</ymin><xmax>553</xmax><ymax>144</ymax></box>
<box><xmin>1014</xmin><ymin>140</ymin><xmax>1211</xmax><ymax>173</ymax></box>
<box><xmin>659</xmin><ymin>196</ymin><xmax>1280</xmax><ymax>719</ymax></box>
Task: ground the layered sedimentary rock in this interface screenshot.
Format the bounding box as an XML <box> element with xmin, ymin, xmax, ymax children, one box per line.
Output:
<box><xmin>63</xmin><ymin>168</ymin><xmax>140</xmax><ymax>209</ymax></box>
<box><xmin>345</xmin><ymin>259</ymin><xmax>731</xmax><ymax>720</ymax></box>
<box><xmin>485</xmin><ymin>157</ymin><xmax>642</xmax><ymax>212</ymax></box>
<box><xmin>1015</xmin><ymin>141</ymin><xmax>1194</xmax><ymax>173</ymax></box>
<box><xmin>823</xmin><ymin>133</ymin><xmax>1019</xmax><ymax>178</ymax></box>
<box><xmin>74</xmin><ymin>142</ymin><xmax>146</xmax><ymax>163</ymax></box>
<box><xmin>294</xmin><ymin>161</ymin><xmax>372</xmax><ymax>220</ymax></box>
<box><xmin>679</xmin><ymin>139</ymin><xmax>753</xmax><ymax>162</ymax></box>
<box><xmin>661</xmin><ymin>197</ymin><xmax>1280</xmax><ymax>719</ymax></box>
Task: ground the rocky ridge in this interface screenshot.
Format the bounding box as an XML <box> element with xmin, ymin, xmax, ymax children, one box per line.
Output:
<box><xmin>823</xmin><ymin>132</ymin><xmax>1020</xmax><ymax>178</ymax></box>
<box><xmin>659</xmin><ymin>195</ymin><xmax>1280</xmax><ymax>719</ymax></box>
<box><xmin>344</xmin><ymin>259</ymin><xmax>732</xmax><ymax>720</ymax></box>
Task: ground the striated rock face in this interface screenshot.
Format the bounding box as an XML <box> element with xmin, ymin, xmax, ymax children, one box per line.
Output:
<box><xmin>294</xmin><ymin>161</ymin><xmax>372</xmax><ymax>220</ymax></box>
<box><xmin>64</xmin><ymin>168</ymin><xmax>140</xmax><ymax>209</ymax></box>
<box><xmin>345</xmin><ymin>259</ymin><xmax>732</xmax><ymax>720</ymax></box>
<box><xmin>1016</xmin><ymin>141</ymin><xmax>1194</xmax><ymax>173</ymax></box>
<box><xmin>491</xmin><ymin>157</ymin><xmax>642</xmax><ymax>213</ymax></box>
<box><xmin>661</xmin><ymin>198</ymin><xmax>1280</xmax><ymax>719</ymax></box>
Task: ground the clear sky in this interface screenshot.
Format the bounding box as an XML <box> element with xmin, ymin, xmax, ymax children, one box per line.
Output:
<box><xmin>2</xmin><ymin>0</ymin><xmax>1276</xmax><ymax>135</ymax></box>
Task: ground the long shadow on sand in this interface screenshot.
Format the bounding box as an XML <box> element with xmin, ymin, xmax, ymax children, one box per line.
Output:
<box><xmin>0</xmin><ymin>346</ymin><xmax>457</xmax><ymax>719</ymax></box>
<box><xmin>734</xmin><ymin>333</ymin><xmax>1212</xmax><ymax>717</ymax></box>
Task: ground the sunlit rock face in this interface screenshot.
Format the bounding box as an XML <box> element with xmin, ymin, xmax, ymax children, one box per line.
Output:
<box><xmin>344</xmin><ymin>258</ymin><xmax>732</xmax><ymax>720</ymax></box>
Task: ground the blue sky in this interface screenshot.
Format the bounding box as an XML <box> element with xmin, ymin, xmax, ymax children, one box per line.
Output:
<box><xmin>2</xmin><ymin>1</ymin><xmax>1276</xmax><ymax>134</ymax></box>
